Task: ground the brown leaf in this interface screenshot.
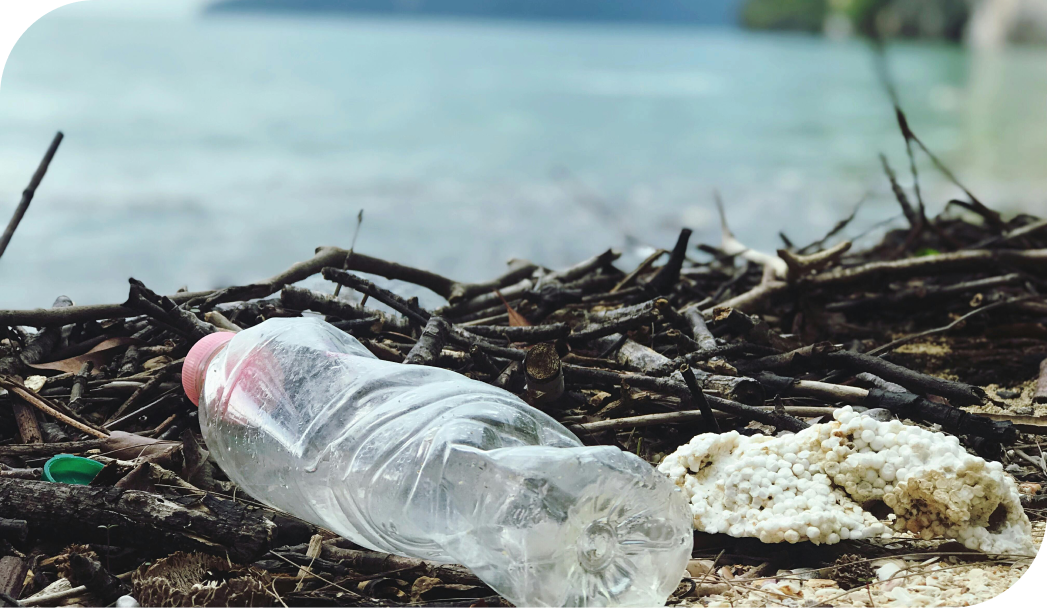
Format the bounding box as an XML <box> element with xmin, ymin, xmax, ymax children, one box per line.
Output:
<box><xmin>102</xmin><ymin>431</ymin><xmax>181</xmax><ymax>467</ymax></box>
<box><xmin>26</xmin><ymin>337</ymin><xmax>138</xmax><ymax>374</ymax></box>
<box><xmin>114</xmin><ymin>462</ymin><xmax>158</xmax><ymax>493</ymax></box>
<box><xmin>494</xmin><ymin>290</ymin><xmax>531</xmax><ymax>327</ymax></box>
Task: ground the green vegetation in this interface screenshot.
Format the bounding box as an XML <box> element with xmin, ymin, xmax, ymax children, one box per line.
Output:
<box><xmin>741</xmin><ymin>0</ymin><xmax>828</xmax><ymax>34</ymax></box>
<box><xmin>742</xmin><ymin>0</ymin><xmax>972</xmax><ymax>41</ymax></box>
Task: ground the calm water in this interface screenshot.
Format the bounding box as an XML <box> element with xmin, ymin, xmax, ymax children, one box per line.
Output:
<box><xmin>1</xmin><ymin>10</ymin><xmax>1045</xmax><ymax>310</ymax></box>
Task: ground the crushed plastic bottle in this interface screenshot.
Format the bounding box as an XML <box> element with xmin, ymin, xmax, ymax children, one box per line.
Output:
<box><xmin>181</xmin><ymin>316</ymin><xmax>692</xmax><ymax>607</ymax></box>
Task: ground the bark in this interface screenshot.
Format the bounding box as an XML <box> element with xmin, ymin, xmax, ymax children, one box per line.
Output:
<box><xmin>66</xmin><ymin>553</ymin><xmax>128</xmax><ymax>606</ymax></box>
<box><xmin>11</xmin><ymin>402</ymin><xmax>42</xmax><ymax>444</ymax></box>
<box><xmin>124</xmin><ymin>279</ymin><xmax>217</xmax><ymax>341</ymax></box>
<box><xmin>404</xmin><ymin>317</ymin><xmax>451</xmax><ymax>366</ymax></box>
<box><xmin>827</xmin><ymin>351</ymin><xmax>986</xmax><ymax>406</ymax></box>
<box><xmin>682</xmin><ymin>304</ymin><xmax>717</xmax><ymax>350</ymax></box>
<box><xmin>681</xmin><ymin>365</ymin><xmax>720</xmax><ymax>432</ymax></box>
<box><xmin>0</xmin><ymin>132</ymin><xmax>63</xmax><ymax>261</ymax></box>
<box><xmin>561</xmin><ymin>364</ymin><xmax>768</xmax><ymax>411</ymax></box>
<box><xmin>0</xmin><ymin>519</ymin><xmax>27</xmax><ymax>543</ymax></box>
<box><xmin>614</xmin><ymin>339</ymin><xmax>671</xmax><ymax>374</ymax></box>
<box><xmin>646</xmin><ymin>228</ymin><xmax>691</xmax><ymax>295</ymax></box>
<box><xmin>524</xmin><ymin>343</ymin><xmax>564</xmax><ymax>404</ymax></box>
<box><xmin>1035</xmin><ymin>358</ymin><xmax>1047</xmax><ymax>404</ymax></box>
<box><xmin>321</xmin><ymin>268</ymin><xmax>431</xmax><ymax>326</ymax></box>
<box><xmin>0</xmin><ymin>556</ymin><xmax>25</xmax><ymax>602</ymax></box>
<box><xmin>0</xmin><ymin>478</ymin><xmax>275</xmax><ymax>563</ymax></box>
<box><xmin>281</xmin><ymin>285</ymin><xmax>411</xmax><ymax>334</ymax></box>
<box><xmin>68</xmin><ymin>361</ymin><xmax>93</xmax><ymax>414</ymax></box>
<box><xmin>460</xmin><ymin>323</ymin><xmax>569</xmax><ymax>343</ymax></box>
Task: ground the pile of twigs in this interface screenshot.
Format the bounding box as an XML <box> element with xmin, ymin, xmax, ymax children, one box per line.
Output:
<box><xmin>2</xmin><ymin>117</ymin><xmax>1047</xmax><ymax>606</ymax></box>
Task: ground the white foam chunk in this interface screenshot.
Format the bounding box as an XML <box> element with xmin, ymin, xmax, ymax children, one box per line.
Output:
<box><xmin>657</xmin><ymin>406</ymin><xmax>1035</xmax><ymax>554</ymax></box>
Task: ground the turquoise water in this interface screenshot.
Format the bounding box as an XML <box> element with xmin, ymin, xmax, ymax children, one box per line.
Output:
<box><xmin>1</xmin><ymin>10</ymin><xmax>1045</xmax><ymax>309</ymax></box>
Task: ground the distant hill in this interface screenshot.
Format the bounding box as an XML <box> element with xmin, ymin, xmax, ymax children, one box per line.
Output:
<box><xmin>204</xmin><ymin>0</ymin><xmax>744</xmax><ymax>26</ymax></box>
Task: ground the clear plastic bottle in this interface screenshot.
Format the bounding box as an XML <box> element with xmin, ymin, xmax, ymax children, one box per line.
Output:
<box><xmin>181</xmin><ymin>316</ymin><xmax>692</xmax><ymax>607</ymax></box>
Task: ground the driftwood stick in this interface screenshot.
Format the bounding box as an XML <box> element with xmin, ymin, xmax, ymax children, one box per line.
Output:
<box><xmin>125</xmin><ymin>279</ymin><xmax>216</xmax><ymax>341</ymax></box>
<box><xmin>460</xmin><ymin>323</ymin><xmax>569</xmax><ymax>343</ymax></box>
<box><xmin>880</xmin><ymin>153</ymin><xmax>920</xmax><ymax>230</ymax></box>
<box><xmin>281</xmin><ymin>285</ymin><xmax>411</xmax><ymax>334</ymax></box>
<box><xmin>777</xmin><ymin>240</ymin><xmax>851</xmax><ymax>281</ymax></box>
<box><xmin>562</xmin><ymin>363</ymin><xmax>764</xmax><ymax>406</ymax></box>
<box><xmin>569</xmin><ymin>406</ymin><xmax>840</xmax><ymax>434</ymax></box>
<box><xmin>0</xmin><ymin>248</ymin><xmax>518</xmax><ymax>326</ymax></box>
<box><xmin>18</xmin><ymin>296</ymin><xmax>73</xmax><ymax>367</ymax></box>
<box><xmin>681</xmin><ymin>365</ymin><xmax>720</xmax><ymax>432</ymax></box>
<box><xmin>524</xmin><ymin>343</ymin><xmax>564</xmax><ymax>405</ymax></box>
<box><xmin>646</xmin><ymin>228</ymin><xmax>691</xmax><ymax>294</ymax></box>
<box><xmin>651</xmin><ymin>342</ymin><xmax>778</xmax><ymax>377</ymax></box>
<box><xmin>0</xmin><ymin>478</ymin><xmax>275</xmax><ymax>562</ymax></box>
<box><xmin>0</xmin><ymin>467</ymin><xmax>43</xmax><ymax>479</ymax></box>
<box><xmin>321</xmin><ymin>268</ymin><xmax>431</xmax><ymax>326</ymax></box>
<box><xmin>10</xmin><ymin>401</ymin><xmax>42</xmax><ymax>444</ymax></box>
<box><xmin>404</xmin><ymin>317</ymin><xmax>451</xmax><ymax>366</ymax></box>
<box><xmin>105</xmin><ymin>361</ymin><xmax>177</xmax><ymax>424</ymax></box>
<box><xmin>0</xmin><ymin>132</ymin><xmax>63</xmax><ymax>261</ymax></box>
<box><xmin>704</xmin><ymin>265</ymin><xmax>788</xmax><ymax>315</ymax></box>
<box><xmin>104</xmin><ymin>387</ymin><xmax>183</xmax><ymax>431</ymax></box>
<box><xmin>830</xmin><ymin>349</ymin><xmax>983</xmax><ymax>406</ymax></box>
<box><xmin>615</xmin><ymin>339</ymin><xmax>671</xmax><ymax>374</ymax></box>
<box><xmin>0</xmin><ymin>518</ymin><xmax>27</xmax><ymax>543</ymax></box>
<box><xmin>318</xmin><ymin>544</ymin><xmax>483</xmax><ymax>587</ymax></box>
<box><xmin>446</xmin><ymin>329</ymin><xmax>526</xmax><ymax>362</ymax></box>
<box><xmin>826</xmin><ymin>273</ymin><xmax>1024</xmax><ymax>311</ymax></box>
<box><xmin>1035</xmin><ymin>358</ymin><xmax>1047</xmax><ymax>405</ymax></box>
<box><xmin>446</xmin><ymin>259</ymin><xmax>539</xmax><ymax>304</ymax></box>
<box><xmin>539</xmin><ymin>248</ymin><xmax>622</xmax><ymax>286</ymax></box>
<box><xmin>68</xmin><ymin>361</ymin><xmax>94</xmax><ymax>414</ymax></box>
<box><xmin>682</xmin><ymin>304</ymin><xmax>717</xmax><ymax>350</ymax></box>
<box><xmin>568</xmin><ymin>312</ymin><xmax>659</xmax><ymax>344</ymax></box>
<box><xmin>801</xmin><ymin>249</ymin><xmax>1047</xmax><ymax>289</ymax></box>
<box><xmin>0</xmin><ymin>376</ymin><xmax>109</xmax><ymax>438</ymax></box>
<box><xmin>200</xmin><ymin>246</ymin><xmax>529</xmax><ymax>310</ymax></box>
<box><xmin>66</xmin><ymin>553</ymin><xmax>129</xmax><ymax>606</ymax></box>
<box><xmin>610</xmin><ymin>249</ymin><xmax>666</xmax><ymax>293</ymax></box>
<box><xmin>439</xmin><ymin>249</ymin><xmax>621</xmax><ymax>318</ymax></box>
<box><xmin>0</xmin><ymin>439</ymin><xmax>107</xmax><ymax>458</ymax></box>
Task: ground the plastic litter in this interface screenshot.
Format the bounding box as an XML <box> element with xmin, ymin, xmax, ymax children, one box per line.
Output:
<box><xmin>115</xmin><ymin>595</ymin><xmax>140</xmax><ymax>608</ymax></box>
<box><xmin>42</xmin><ymin>454</ymin><xmax>105</xmax><ymax>485</ymax></box>
<box><xmin>181</xmin><ymin>316</ymin><xmax>693</xmax><ymax>607</ymax></box>
<box><xmin>659</xmin><ymin>406</ymin><xmax>1035</xmax><ymax>554</ymax></box>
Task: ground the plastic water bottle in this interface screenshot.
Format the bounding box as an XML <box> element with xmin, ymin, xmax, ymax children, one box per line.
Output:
<box><xmin>181</xmin><ymin>316</ymin><xmax>692</xmax><ymax>607</ymax></box>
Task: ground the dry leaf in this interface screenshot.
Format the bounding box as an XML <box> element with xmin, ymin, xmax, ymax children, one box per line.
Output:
<box><xmin>494</xmin><ymin>290</ymin><xmax>531</xmax><ymax>327</ymax></box>
<box><xmin>27</xmin><ymin>337</ymin><xmax>138</xmax><ymax>374</ymax></box>
<box><xmin>114</xmin><ymin>462</ymin><xmax>159</xmax><ymax>493</ymax></box>
<box><xmin>103</xmin><ymin>430</ymin><xmax>181</xmax><ymax>466</ymax></box>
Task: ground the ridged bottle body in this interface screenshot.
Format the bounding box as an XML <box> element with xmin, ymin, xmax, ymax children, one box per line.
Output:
<box><xmin>197</xmin><ymin>317</ymin><xmax>692</xmax><ymax>607</ymax></box>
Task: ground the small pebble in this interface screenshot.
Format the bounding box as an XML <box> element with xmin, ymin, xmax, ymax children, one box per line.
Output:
<box><xmin>1014</xmin><ymin>405</ymin><xmax>1034</xmax><ymax>416</ymax></box>
<box><xmin>996</xmin><ymin>389</ymin><xmax>1021</xmax><ymax>399</ymax></box>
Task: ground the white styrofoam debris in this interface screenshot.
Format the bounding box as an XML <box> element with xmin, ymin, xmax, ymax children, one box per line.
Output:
<box><xmin>115</xmin><ymin>596</ymin><xmax>141</xmax><ymax>608</ymax></box>
<box><xmin>658</xmin><ymin>405</ymin><xmax>1035</xmax><ymax>554</ymax></box>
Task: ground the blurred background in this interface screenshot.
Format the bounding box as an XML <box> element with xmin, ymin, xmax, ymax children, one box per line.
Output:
<box><xmin>0</xmin><ymin>0</ymin><xmax>1045</xmax><ymax>309</ymax></box>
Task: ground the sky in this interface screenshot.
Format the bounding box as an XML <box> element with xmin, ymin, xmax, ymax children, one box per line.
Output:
<box><xmin>46</xmin><ymin>0</ymin><xmax>212</xmax><ymax>20</ymax></box>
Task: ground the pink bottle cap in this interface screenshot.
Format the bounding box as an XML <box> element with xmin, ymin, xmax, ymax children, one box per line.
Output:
<box><xmin>182</xmin><ymin>331</ymin><xmax>236</xmax><ymax>406</ymax></box>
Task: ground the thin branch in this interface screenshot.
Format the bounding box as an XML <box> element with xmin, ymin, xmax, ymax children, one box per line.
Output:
<box><xmin>0</xmin><ymin>132</ymin><xmax>63</xmax><ymax>260</ymax></box>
